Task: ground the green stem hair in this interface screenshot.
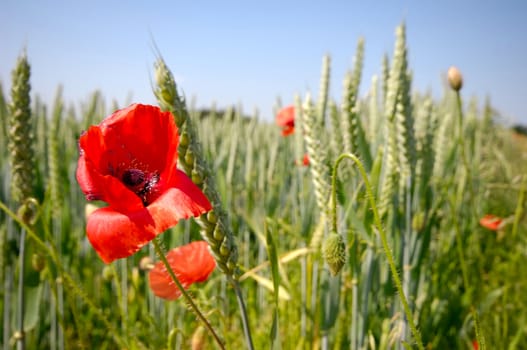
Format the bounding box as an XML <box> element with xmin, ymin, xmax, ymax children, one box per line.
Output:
<box><xmin>330</xmin><ymin>153</ymin><xmax>424</xmax><ymax>350</ymax></box>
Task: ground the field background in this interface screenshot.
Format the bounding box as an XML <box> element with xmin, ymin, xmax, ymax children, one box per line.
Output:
<box><xmin>2</xmin><ymin>23</ymin><xmax>527</xmax><ymax>350</ymax></box>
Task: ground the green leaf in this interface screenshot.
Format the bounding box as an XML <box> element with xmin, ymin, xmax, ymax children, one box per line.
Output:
<box><xmin>266</xmin><ymin>219</ymin><xmax>282</xmax><ymax>350</ymax></box>
<box><xmin>23</xmin><ymin>283</ymin><xmax>42</xmax><ymax>331</ymax></box>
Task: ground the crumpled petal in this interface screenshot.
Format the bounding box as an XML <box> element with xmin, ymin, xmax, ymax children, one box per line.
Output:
<box><xmin>479</xmin><ymin>214</ymin><xmax>503</xmax><ymax>231</ymax></box>
<box><xmin>276</xmin><ymin>105</ymin><xmax>295</xmax><ymax>136</ymax></box>
<box><xmin>149</xmin><ymin>241</ymin><xmax>216</xmax><ymax>300</ymax></box>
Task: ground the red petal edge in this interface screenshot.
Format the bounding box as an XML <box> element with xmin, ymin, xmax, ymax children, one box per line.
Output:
<box><xmin>148</xmin><ymin>241</ymin><xmax>216</xmax><ymax>300</ymax></box>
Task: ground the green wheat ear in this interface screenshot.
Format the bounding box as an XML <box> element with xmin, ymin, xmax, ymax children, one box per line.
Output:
<box><xmin>316</xmin><ymin>54</ymin><xmax>331</xmax><ymax>127</ymax></box>
<box><xmin>154</xmin><ymin>58</ymin><xmax>238</xmax><ymax>278</ymax></box>
<box><xmin>8</xmin><ymin>52</ymin><xmax>35</xmax><ymax>205</ymax></box>
<box><xmin>301</xmin><ymin>93</ymin><xmax>331</xmax><ymax>218</ymax></box>
<box><xmin>341</xmin><ymin>38</ymin><xmax>365</xmax><ymax>157</ymax></box>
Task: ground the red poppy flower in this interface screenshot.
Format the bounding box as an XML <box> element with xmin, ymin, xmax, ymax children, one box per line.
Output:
<box><xmin>276</xmin><ymin>105</ymin><xmax>295</xmax><ymax>136</ymax></box>
<box><xmin>479</xmin><ymin>214</ymin><xmax>503</xmax><ymax>231</ymax></box>
<box><xmin>302</xmin><ymin>153</ymin><xmax>310</xmax><ymax>166</ymax></box>
<box><xmin>149</xmin><ymin>241</ymin><xmax>216</xmax><ymax>300</ymax></box>
<box><xmin>472</xmin><ymin>340</ymin><xmax>479</xmax><ymax>350</ymax></box>
<box><xmin>76</xmin><ymin>104</ymin><xmax>212</xmax><ymax>263</ymax></box>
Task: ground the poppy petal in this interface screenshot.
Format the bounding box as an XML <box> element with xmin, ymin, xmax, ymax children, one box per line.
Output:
<box><xmin>275</xmin><ymin>105</ymin><xmax>295</xmax><ymax>126</ymax></box>
<box><xmin>148</xmin><ymin>241</ymin><xmax>216</xmax><ymax>300</ymax></box>
<box><xmin>77</xmin><ymin>153</ymin><xmax>144</xmax><ymax>212</ymax></box>
<box><xmin>87</xmin><ymin>178</ymin><xmax>211</xmax><ymax>264</ymax></box>
<box><xmin>76</xmin><ymin>104</ymin><xmax>179</xmax><ymax>211</ymax></box>
<box><xmin>163</xmin><ymin>169</ymin><xmax>212</xmax><ymax>217</ymax></box>
<box><xmin>87</xmin><ymin>207</ymin><xmax>166</xmax><ymax>264</ymax></box>
<box><xmin>281</xmin><ymin>124</ymin><xmax>295</xmax><ymax>136</ymax></box>
<box><xmin>479</xmin><ymin>214</ymin><xmax>503</xmax><ymax>231</ymax></box>
<box><xmin>98</xmin><ymin>104</ymin><xmax>178</xmax><ymax>173</ymax></box>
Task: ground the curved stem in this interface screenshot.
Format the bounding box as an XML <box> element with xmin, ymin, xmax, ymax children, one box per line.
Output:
<box><xmin>332</xmin><ymin>153</ymin><xmax>424</xmax><ymax>350</ymax></box>
<box><xmin>330</xmin><ymin>155</ymin><xmax>343</xmax><ymax>234</ymax></box>
<box><xmin>151</xmin><ymin>239</ymin><xmax>225</xmax><ymax>350</ymax></box>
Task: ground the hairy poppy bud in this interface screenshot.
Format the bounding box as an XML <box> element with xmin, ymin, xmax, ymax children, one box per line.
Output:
<box><xmin>139</xmin><ymin>256</ymin><xmax>154</xmax><ymax>271</ymax></box>
<box><xmin>191</xmin><ymin>326</ymin><xmax>206</xmax><ymax>350</ymax></box>
<box><xmin>322</xmin><ymin>232</ymin><xmax>346</xmax><ymax>276</ymax></box>
<box><xmin>448</xmin><ymin>66</ymin><xmax>463</xmax><ymax>91</ymax></box>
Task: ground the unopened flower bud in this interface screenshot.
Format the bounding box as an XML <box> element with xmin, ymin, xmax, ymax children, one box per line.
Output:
<box><xmin>448</xmin><ymin>66</ymin><xmax>463</xmax><ymax>91</ymax></box>
<box><xmin>322</xmin><ymin>232</ymin><xmax>346</xmax><ymax>276</ymax></box>
<box><xmin>139</xmin><ymin>256</ymin><xmax>154</xmax><ymax>271</ymax></box>
<box><xmin>191</xmin><ymin>326</ymin><xmax>206</xmax><ymax>350</ymax></box>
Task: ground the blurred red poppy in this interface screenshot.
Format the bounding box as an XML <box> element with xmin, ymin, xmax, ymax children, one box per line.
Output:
<box><xmin>295</xmin><ymin>153</ymin><xmax>310</xmax><ymax>166</ymax></box>
<box><xmin>302</xmin><ymin>153</ymin><xmax>310</xmax><ymax>166</ymax></box>
<box><xmin>479</xmin><ymin>214</ymin><xmax>503</xmax><ymax>231</ymax></box>
<box><xmin>149</xmin><ymin>241</ymin><xmax>216</xmax><ymax>300</ymax></box>
<box><xmin>276</xmin><ymin>105</ymin><xmax>295</xmax><ymax>136</ymax></box>
<box><xmin>76</xmin><ymin>104</ymin><xmax>211</xmax><ymax>263</ymax></box>
<box><xmin>472</xmin><ymin>340</ymin><xmax>479</xmax><ymax>350</ymax></box>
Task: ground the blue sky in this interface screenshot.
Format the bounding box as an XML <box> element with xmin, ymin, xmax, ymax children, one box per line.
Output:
<box><xmin>1</xmin><ymin>1</ymin><xmax>526</xmax><ymax>123</ymax></box>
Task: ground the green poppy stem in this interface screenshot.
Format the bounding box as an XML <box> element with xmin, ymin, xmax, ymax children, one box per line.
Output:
<box><xmin>151</xmin><ymin>238</ymin><xmax>225</xmax><ymax>349</ymax></box>
<box><xmin>330</xmin><ymin>153</ymin><xmax>424</xmax><ymax>350</ymax></box>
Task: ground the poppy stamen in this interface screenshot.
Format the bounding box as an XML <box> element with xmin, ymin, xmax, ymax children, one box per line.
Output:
<box><xmin>122</xmin><ymin>168</ymin><xmax>146</xmax><ymax>187</ymax></box>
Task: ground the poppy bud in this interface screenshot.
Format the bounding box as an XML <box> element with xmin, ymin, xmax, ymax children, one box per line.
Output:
<box><xmin>191</xmin><ymin>326</ymin><xmax>206</xmax><ymax>350</ymax></box>
<box><xmin>321</xmin><ymin>232</ymin><xmax>346</xmax><ymax>276</ymax></box>
<box><xmin>139</xmin><ymin>256</ymin><xmax>154</xmax><ymax>271</ymax></box>
<box><xmin>448</xmin><ymin>66</ymin><xmax>463</xmax><ymax>91</ymax></box>
<box><xmin>31</xmin><ymin>253</ymin><xmax>46</xmax><ymax>272</ymax></box>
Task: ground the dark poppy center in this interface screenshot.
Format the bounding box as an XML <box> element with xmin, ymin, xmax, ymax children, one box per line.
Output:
<box><xmin>121</xmin><ymin>168</ymin><xmax>160</xmax><ymax>206</ymax></box>
<box><xmin>122</xmin><ymin>169</ymin><xmax>146</xmax><ymax>187</ymax></box>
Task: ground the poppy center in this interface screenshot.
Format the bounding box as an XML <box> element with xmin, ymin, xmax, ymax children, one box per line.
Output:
<box><xmin>122</xmin><ymin>169</ymin><xmax>146</xmax><ymax>187</ymax></box>
<box><xmin>121</xmin><ymin>168</ymin><xmax>160</xmax><ymax>205</ymax></box>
